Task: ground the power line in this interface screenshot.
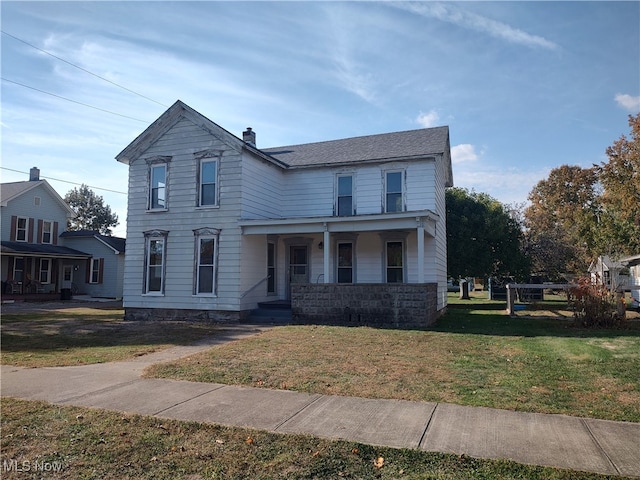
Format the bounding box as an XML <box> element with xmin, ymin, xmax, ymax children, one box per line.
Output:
<box><xmin>1</xmin><ymin>77</ymin><xmax>150</xmax><ymax>123</ymax></box>
<box><xmin>2</xmin><ymin>30</ymin><xmax>169</xmax><ymax>108</ymax></box>
<box><xmin>0</xmin><ymin>167</ymin><xmax>127</xmax><ymax>195</ymax></box>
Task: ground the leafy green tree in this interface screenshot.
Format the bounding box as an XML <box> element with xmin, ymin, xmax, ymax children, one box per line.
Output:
<box><xmin>446</xmin><ymin>187</ymin><xmax>529</xmax><ymax>281</ymax></box>
<box><xmin>64</xmin><ymin>184</ymin><xmax>119</xmax><ymax>235</ymax></box>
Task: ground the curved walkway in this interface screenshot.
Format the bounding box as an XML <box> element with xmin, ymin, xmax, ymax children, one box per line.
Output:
<box><xmin>1</xmin><ymin>324</ymin><xmax>639</xmax><ymax>478</ymax></box>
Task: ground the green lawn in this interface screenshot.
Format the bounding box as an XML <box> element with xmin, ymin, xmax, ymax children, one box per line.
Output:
<box><xmin>1</xmin><ymin>397</ymin><xmax>630</xmax><ymax>480</ymax></box>
<box><xmin>147</xmin><ymin>293</ymin><xmax>640</xmax><ymax>422</ymax></box>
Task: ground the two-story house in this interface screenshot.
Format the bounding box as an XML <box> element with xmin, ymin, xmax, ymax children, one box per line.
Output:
<box><xmin>116</xmin><ymin>100</ymin><xmax>452</xmax><ymax>327</ymax></box>
<box><xmin>1</xmin><ymin>168</ymin><xmax>125</xmax><ymax>300</ymax></box>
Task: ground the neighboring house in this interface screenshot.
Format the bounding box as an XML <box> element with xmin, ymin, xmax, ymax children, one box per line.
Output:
<box><xmin>588</xmin><ymin>256</ymin><xmax>628</xmax><ymax>290</ymax></box>
<box><xmin>116</xmin><ymin>100</ymin><xmax>452</xmax><ymax>327</ymax></box>
<box><xmin>60</xmin><ymin>231</ymin><xmax>126</xmax><ymax>299</ymax></box>
<box><xmin>1</xmin><ymin>168</ymin><xmax>125</xmax><ymax>300</ymax></box>
<box><xmin>620</xmin><ymin>254</ymin><xmax>640</xmax><ymax>308</ymax></box>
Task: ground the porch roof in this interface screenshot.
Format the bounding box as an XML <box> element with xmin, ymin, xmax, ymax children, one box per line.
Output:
<box><xmin>0</xmin><ymin>241</ymin><xmax>91</xmax><ymax>260</ymax></box>
<box><xmin>239</xmin><ymin>209</ymin><xmax>438</xmax><ymax>236</ymax></box>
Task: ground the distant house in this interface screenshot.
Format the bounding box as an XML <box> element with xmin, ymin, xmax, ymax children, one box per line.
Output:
<box><xmin>1</xmin><ymin>168</ymin><xmax>125</xmax><ymax>300</ymax></box>
<box><xmin>620</xmin><ymin>254</ymin><xmax>640</xmax><ymax>306</ymax></box>
<box><xmin>116</xmin><ymin>100</ymin><xmax>452</xmax><ymax>327</ymax></box>
<box><xmin>588</xmin><ymin>255</ymin><xmax>628</xmax><ymax>290</ymax></box>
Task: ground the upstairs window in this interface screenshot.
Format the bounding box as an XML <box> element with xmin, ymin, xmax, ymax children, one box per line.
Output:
<box><xmin>150</xmin><ymin>164</ymin><xmax>167</xmax><ymax>209</ymax></box>
<box><xmin>42</xmin><ymin>220</ymin><xmax>52</xmax><ymax>244</ymax></box>
<box><xmin>199</xmin><ymin>159</ymin><xmax>218</xmax><ymax>206</ymax></box>
<box><xmin>336</xmin><ymin>174</ymin><xmax>354</xmax><ymax>216</ymax></box>
<box><xmin>385</xmin><ymin>171</ymin><xmax>404</xmax><ymax>213</ymax></box>
<box><xmin>16</xmin><ymin>216</ymin><xmax>28</xmax><ymax>242</ymax></box>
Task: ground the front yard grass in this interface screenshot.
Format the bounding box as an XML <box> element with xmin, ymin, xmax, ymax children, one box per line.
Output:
<box><xmin>147</xmin><ymin>293</ymin><xmax>640</xmax><ymax>422</ymax></box>
<box><xmin>1</xmin><ymin>397</ymin><xmax>631</xmax><ymax>480</ymax></box>
<box><xmin>1</xmin><ymin>307</ymin><xmax>221</xmax><ymax>367</ymax></box>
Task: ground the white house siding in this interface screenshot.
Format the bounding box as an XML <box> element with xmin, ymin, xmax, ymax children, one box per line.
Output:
<box><xmin>434</xmin><ymin>153</ymin><xmax>450</xmax><ymax>310</ymax></box>
<box><xmin>240</xmin><ymin>154</ymin><xmax>284</xmax><ymax>219</ymax></box>
<box><xmin>281</xmin><ymin>169</ymin><xmax>334</xmax><ymax>218</ymax></box>
<box><xmin>122</xmin><ymin>117</ymin><xmax>245</xmax><ymax>313</ymax></box>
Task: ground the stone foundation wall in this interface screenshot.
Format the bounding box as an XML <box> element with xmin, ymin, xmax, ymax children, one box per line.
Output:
<box><xmin>124</xmin><ymin>307</ymin><xmax>248</xmax><ymax>323</ymax></box>
<box><xmin>291</xmin><ymin>283</ymin><xmax>440</xmax><ymax>329</ymax></box>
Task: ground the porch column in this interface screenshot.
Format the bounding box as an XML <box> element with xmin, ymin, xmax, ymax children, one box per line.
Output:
<box><xmin>417</xmin><ymin>219</ymin><xmax>425</xmax><ymax>283</ymax></box>
<box><xmin>323</xmin><ymin>224</ymin><xmax>330</xmax><ymax>283</ymax></box>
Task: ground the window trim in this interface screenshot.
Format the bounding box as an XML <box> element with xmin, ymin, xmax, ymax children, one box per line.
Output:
<box><xmin>16</xmin><ymin>216</ymin><xmax>28</xmax><ymax>242</ymax></box>
<box><xmin>194</xmin><ymin>150</ymin><xmax>222</xmax><ymax>209</ymax></box>
<box><xmin>39</xmin><ymin>258</ymin><xmax>51</xmax><ymax>284</ymax></box>
<box><xmin>335</xmin><ymin>173</ymin><xmax>355</xmax><ymax>216</ymax></box>
<box><xmin>41</xmin><ymin>220</ymin><xmax>53</xmax><ymax>244</ymax></box>
<box><xmin>89</xmin><ymin>258</ymin><xmax>104</xmax><ymax>284</ymax></box>
<box><xmin>267</xmin><ymin>240</ymin><xmax>277</xmax><ymax>295</ymax></box>
<box><xmin>143</xmin><ymin>229</ymin><xmax>168</xmax><ymax>295</ymax></box>
<box><xmin>146</xmin><ymin>156</ymin><xmax>171</xmax><ymax>211</ymax></box>
<box><xmin>384</xmin><ymin>170</ymin><xmax>405</xmax><ymax>213</ymax></box>
<box><xmin>193</xmin><ymin>227</ymin><xmax>220</xmax><ymax>296</ymax></box>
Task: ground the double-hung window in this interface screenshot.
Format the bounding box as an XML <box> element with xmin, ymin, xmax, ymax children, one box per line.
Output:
<box><xmin>386</xmin><ymin>241</ymin><xmax>404</xmax><ymax>283</ymax></box>
<box><xmin>336</xmin><ymin>174</ymin><xmax>354</xmax><ymax>216</ymax></box>
<box><xmin>16</xmin><ymin>217</ymin><xmax>28</xmax><ymax>242</ymax></box>
<box><xmin>144</xmin><ymin>230</ymin><xmax>168</xmax><ymax>294</ymax></box>
<box><xmin>385</xmin><ymin>171</ymin><xmax>404</xmax><ymax>213</ymax></box>
<box><xmin>39</xmin><ymin>259</ymin><xmax>51</xmax><ymax>284</ymax></box>
<box><xmin>89</xmin><ymin>258</ymin><xmax>103</xmax><ymax>284</ymax></box>
<box><xmin>194</xmin><ymin>228</ymin><xmax>220</xmax><ymax>295</ymax></box>
<box><xmin>199</xmin><ymin>159</ymin><xmax>218</xmax><ymax>207</ymax></box>
<box><xmin>267</xmin><ymin>241</ymin><xmax>276</xmax><ymax>294</ymax></box>
<box><xmin>150</xmin><ymin>165</ymin><xmax>167</xmax><ymax>209</ymax></box>
<box><xmin>42</xmin><ymin>220</ymin><xmax>52</xmax><ymax>244</ymax></box>
<box><xmin>337</xmin><ymin>242</ymin><xmax>354</xmax><ymax>283</ymax></box>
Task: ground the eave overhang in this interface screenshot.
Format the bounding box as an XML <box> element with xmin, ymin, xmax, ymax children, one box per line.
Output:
<box><xmin>239</xmin><ymin>209</ymin><xmax>439</xmax><ymax>236</ymax></box>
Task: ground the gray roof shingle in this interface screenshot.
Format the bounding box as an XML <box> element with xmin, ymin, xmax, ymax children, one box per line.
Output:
<box><xmin>60</xmin><ymin>230</ymin><xmax>126</xmax><ymax>253</ymax></box>
<box><xmin>262</xmin><ymin>126</ymin><xmax>449</xmax><ymax>167</ymax></box>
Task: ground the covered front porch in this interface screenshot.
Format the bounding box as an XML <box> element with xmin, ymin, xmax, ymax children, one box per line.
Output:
<box><xmin>240</xmin><ymin>210</ymin><xmax>442</xmax><ymax>328</ymax></box>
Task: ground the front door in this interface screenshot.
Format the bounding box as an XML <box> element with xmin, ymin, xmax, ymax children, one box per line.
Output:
<box><xmin>288</xmin><ymin>245</ymin><xmax>309</xmax><ymax>299</ymax></box>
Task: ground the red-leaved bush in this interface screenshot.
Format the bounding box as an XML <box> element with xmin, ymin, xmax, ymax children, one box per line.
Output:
<box><xmin>569</xmin><ymin>276</ymin><xmax>626</xmax><ymax>328</ymax></box>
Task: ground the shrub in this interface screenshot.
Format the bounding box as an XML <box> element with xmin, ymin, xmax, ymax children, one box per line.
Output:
<box><xmin>569</xmin><ymin>276</ymin><xmax>626</xmax><ymax>328</ymax></box>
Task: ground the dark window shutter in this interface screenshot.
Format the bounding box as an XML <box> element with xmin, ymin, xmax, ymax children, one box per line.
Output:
<box><xmin>98</xmin><ymin>258</ymin><xmax>105</xmax><ymax>284</ymax></box>
<box><xmin>27</xmin><ymin>218</ymin><xmax>35</xmax><ymax>243</ymax></box>
<box><xmin>86</xmin><ymin>261</ymin><xmax>91</xmax><ymax>283</ymax></box>
<box><xmin>37</xmin><ymin>219</ymin><xmax>43</xmax><ymax>244</ymax></box>
<box><xmin>52</xmin><ymin>222</ymin><xmax>59</xmax><ymax>245</ymax></box>
<box><xmin>10</xmin><ymin>216</ymin><xmax>17</xmax><ymax>241</ymax></box>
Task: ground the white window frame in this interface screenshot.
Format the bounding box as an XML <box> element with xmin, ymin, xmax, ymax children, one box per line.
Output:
<box><xmin>42</xmin><ymin>220</ymin><xmax>53</xmax><ymax>244</ymax></box>
<box><xmin>336</xmin><ymin>173</ymin><xmax>354</xmax><ymax>216</ymax></box>
<box><xmin>193</xmin><ymin>228</ymin><xmax>220</xmax><ymax>296</ymax></box>
<box><xmin>90</xmin><ymin>258</ymin><xmax>101</xmax><ymax>284</ymax></box>
<box><xmin>267</xmin><ymin>241</ymin><xmax>277</xmax><ymax>294</ymax></box>
<box><xmin>198</xmin><ymin>158</ymin><xmax>219</xmax><ymax>207</ymax></box>
<box><xmin>143</xmin><ymin>230</ymin><xmax>168</xmax><ymax>295</ymax></box>
<box><xmin>16</xmin><ymin>216</ymin><xmax>28</xmax><ymax>242</ymax></box>
<box><xmin>39</xmin><ymin>258</ymin><xmax>51</xmax><ymax>284</ymax></box>
<box><xmin>336</xmin><ymin>241</ymin><xmax>354</xmax><ymax>283</ymax></box>
<box><xmin>384</xmin><ymin>170</ymin><xmax>405</xmax><ymax>213</ymax></box>
<box><xmin>146</xmin><ymin>156</ymin><xmax>171</xmax><ymax>211</ymax></box>
<box><xmin>385</xmin><ymin>240</ymin><xmax>405</xmax><ymax>283</ymax></box>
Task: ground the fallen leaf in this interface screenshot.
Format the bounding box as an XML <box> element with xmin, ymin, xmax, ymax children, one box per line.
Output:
<box><xmin>246</xmin><ymin>436</ymin><xmax>254</xmax><ymax>445</ymax></box>
<box><xmin>351</xmin><ymin>448</ymin><xmax>359</xmax><ymax>454</ymax></box>
<box><xmin>374</xmin><ymin>456</ymin><xmax>384</xmax><ymax>469</ymax></box>
<box><xmin>312</xmin><ymin>450</ymin><xmax>321</xmax><ymax>457</ymax></box>
<box><xmin>150</xmin><ymin>456</ymin><xmax>158</xmax><ymax>462</ymax></box>
<box><xmin>215</xmin><ymin>439</ymin><xmax>225</xmax><ymax>444</ymax></box>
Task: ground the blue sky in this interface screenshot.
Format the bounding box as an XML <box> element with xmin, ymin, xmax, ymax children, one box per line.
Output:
<box><xmin>2</xmin><ymin>1</ymin><xmax>639</xmax><ymax>238</ymax></box>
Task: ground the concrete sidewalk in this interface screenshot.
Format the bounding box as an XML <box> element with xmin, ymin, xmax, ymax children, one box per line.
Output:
<box><xmin>2</xmin><ymin>325</ymin><xmax>639</xmax><ymax>478</ymax></box>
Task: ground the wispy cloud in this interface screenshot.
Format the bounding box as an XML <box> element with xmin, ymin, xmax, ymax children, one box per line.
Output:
<box><xmin>615</xmin><ymin>93</ymin><xmax>640</xmax><ymax>112</ymax></box>
<box><xmin>392</xmin><ymin>2</ymin><xmax>558</xmax><ymax>50</ymax></box>
<box><xmin>416</xmin><ymin>110</ymin><xmax>440</xmax><ymax>128</ymax></box>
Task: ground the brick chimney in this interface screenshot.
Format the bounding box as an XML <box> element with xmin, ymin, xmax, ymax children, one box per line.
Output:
<box><xmin>29</xmin><ymin>167</ymin><xmax>40</xmax><ymax>181</ymax></box>
<box><xmin>243</xmin><ymin>127</ymin><xmax>256</xmax><ymax>147</ymax></box>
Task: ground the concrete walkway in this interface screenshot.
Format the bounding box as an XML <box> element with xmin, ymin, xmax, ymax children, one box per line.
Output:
<box><xmin>2</xmin><ymin>324</ymin><xmax>639</xmax><ymax>478</ymax></box>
